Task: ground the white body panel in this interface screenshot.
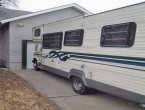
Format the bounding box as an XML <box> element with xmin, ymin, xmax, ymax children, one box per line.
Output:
<box><xmin>33</xmin><ymin>3</ymin><xmax>145</xmax><ymax>103</ymax></box>
<box><xmin>42</xmin><ymin>16</ymin><xmax>83</xmax><ymax>69</ymax></box>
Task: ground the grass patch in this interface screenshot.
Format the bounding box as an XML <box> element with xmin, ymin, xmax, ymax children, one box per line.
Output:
<box><xmin>0</xmin><ymin>69</ymin><xmax>61</xmax><ymax>110</ymax></box>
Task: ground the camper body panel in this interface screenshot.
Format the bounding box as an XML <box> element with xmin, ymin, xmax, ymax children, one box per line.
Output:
<box><xmin>42</xmin><ymin>16</ymin><xmax>84</xmax><ymax>72</ymax></box>
<box><xmin>83</xmin><ymin>3</ymin><xmax>145</xmax><ymax>58</ymax></box>
<box><xmin>81</xmin><ymin>3</ymin><xmax>145</xmax><ymax>97</ymax></box>
<box><xmin>33</xmin><ymin>3</ymin><xmax>145</xmax><ymax>103</ymax></box>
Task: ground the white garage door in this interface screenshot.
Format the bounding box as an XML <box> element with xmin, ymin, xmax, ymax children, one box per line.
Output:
<box><xmin>27</xmin><ymin>42</ymin><xmax>41</xmax><ymax>68</ymax></box>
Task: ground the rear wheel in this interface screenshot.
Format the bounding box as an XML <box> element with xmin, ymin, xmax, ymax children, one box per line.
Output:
<box><xmin>71</xmin><ymin>77</ymin><xmax>88</xmax><ymax>95</ymax></box>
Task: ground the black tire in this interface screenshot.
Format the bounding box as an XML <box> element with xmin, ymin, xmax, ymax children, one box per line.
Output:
<box><xmin>71</xmin><ymin>77</ymin><xmax>88</xmax><ymax>95</ymax></box>
<box><xmin>34</xmin><ymin>62</ymin><xmax>40</xmax><ymax>71</ymax></box>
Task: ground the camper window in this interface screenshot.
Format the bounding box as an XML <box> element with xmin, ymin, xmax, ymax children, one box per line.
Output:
<box><xmin>43</xmin><ymin>32</ymin><xmax>63</xmax><ymax>50</ymax></box>
<box><xmin>100</xmin><ymin>22</ymin><xmax>136</xmax><ymax>47</ymax></box>
<box><xmin>64</xmin><ymin>29</ymin><xmax>84</xmax><ymax>46</ymax></box>
<box><xmin>34</xmin><ymin>28</ymin><xmax>41</xmax><ymax>37</ymax></box>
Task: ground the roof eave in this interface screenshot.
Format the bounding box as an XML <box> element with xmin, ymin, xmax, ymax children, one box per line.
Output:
<box><xmin>0</xmin><ymin>3</ymin><xmax>92</xmax><ymax>24</ymax></box>
<box><xmin>71</xmin><ymin>3</ymin><xmax>92</xmax><ymax>16</ymax></box>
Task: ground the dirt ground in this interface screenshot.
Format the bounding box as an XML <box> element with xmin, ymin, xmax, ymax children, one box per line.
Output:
<box><xmin>0</xmin><ymin>69</ymin><xmax>61</xmax><ymax>110</ymax></box>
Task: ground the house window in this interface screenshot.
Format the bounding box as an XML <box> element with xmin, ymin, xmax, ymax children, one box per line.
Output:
<box><xmin>100</xmin><ymin>22</ymin><xmax>136</xmax><ymax>47</ymax></box>
<box><xmin>64</xmin><ymin>29</ymin><xmax>84</xmax><ymax>46</ymax></box>
<box><xmin>43</xmin><ymin>32</ymin><xmax>63</xmax><ymax>50</ymax></box>
<box><xmin>34</xmin><ymin>28</ymin><xmax>41</xmax><ymax>37</ymax></box>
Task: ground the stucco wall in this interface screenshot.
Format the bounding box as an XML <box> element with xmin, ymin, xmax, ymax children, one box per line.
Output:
<box><xmin>9</xmin><ymin>8</ymin><xmax>83</xmax><ymax>70</ymax></box>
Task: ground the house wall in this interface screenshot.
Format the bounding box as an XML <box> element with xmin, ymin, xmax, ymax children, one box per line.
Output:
<box><xmin>9</xmin><ymin>8</ymin><xmax>83</xmax><ymax>70</ymax></box>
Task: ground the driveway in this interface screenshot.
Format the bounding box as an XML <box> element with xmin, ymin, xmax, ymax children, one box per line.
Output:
<box><xmin>14</xmin><ymin>69</ymin><xmax>144</xmax><ymax>110</ymax></box>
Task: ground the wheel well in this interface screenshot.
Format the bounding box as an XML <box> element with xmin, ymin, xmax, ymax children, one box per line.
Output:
<box><xmin>69</xmin><ymin>75</ymin><xmax>76</xmax><ymax>80</ymax></box>
<box><xmin>69</xmin><ymin>69</ymin><xmax>88</xmax><ymax>87</ymax></box>
<box><xmin>33</xmin><ymin>58</ymin><xmax>37</xmax><ymax>63</ymax></box>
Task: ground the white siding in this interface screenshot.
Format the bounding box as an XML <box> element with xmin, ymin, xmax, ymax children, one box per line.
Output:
<box><xmin>83</xmin><ymin>3</ymin><xmax>145</xmax><ymax>58</ymax></box>
<box><xmin>42</xmin><ymin>16</ymin><xmax>83</xmax><ymax>68</ymax></box>
<box><xmin>81</xmin><ymin>3</ymin><xmax>145</xmax><ymax>95</ymax></box>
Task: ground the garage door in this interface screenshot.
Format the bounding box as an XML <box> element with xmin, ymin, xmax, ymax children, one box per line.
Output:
<box><xmin>27</xmin><ymin>42</ymin><xmax>41</xmax><ymax>68</ymax></box>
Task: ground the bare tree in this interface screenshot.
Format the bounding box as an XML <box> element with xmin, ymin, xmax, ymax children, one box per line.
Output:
<box><xmin>0</xmin><ymin>0</ymin><xmax>18</xmax><ymax>7</ymax></box>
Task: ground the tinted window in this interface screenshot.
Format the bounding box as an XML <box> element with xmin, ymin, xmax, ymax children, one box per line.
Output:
<box><xmin>34</xmin><ymin>28</ymin><xmax>41</xmax><ymax>37</ymax></box>
<box><xmin>43</xmin><ymin>32</ymin><xmax>63</xmax><ymax>50</ymax></box>
<box><xmin>100</xmin><ymin>22</ymin><xmax>136</xmax><ymax>47</ymax></box>
<box><xmin>64</xmin><ymin>29</ymin><xmax>84</xmax><ymax>46</ymax></box>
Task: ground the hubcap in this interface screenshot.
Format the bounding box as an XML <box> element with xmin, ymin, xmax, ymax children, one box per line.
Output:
<box><xmin>73</xmin><ymin>78</ymin><xmax>83</xmax><ymax>91</ymax></box>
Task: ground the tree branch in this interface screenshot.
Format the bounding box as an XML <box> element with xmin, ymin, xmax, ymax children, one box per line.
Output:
<box><xmin>0</xmin><ymin>0</ymin><xmax>19</xmax><ymax>7</ymax></box>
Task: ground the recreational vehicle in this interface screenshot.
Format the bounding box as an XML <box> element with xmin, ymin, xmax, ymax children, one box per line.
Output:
<box><xmin>32</xmin><ymin>2</ymin><xmax>145</xmax><ymax>104</ymax></box>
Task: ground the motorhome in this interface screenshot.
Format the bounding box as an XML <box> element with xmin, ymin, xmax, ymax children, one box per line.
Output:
<box><xmin>32</xmin><ymin>2</ymin><xmax>145</xmax><ymax>104</ymax></box>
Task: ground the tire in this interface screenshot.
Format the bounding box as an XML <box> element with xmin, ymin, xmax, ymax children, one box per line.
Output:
<box><xmin>71</xmin><ymin>77</ymin><xmax>88</xmax><ymax>95</ymax></box>
<box><xmin>34</xmin><ymin>62</ymin><xmax>40</xmax><ymax>71</ymax></box>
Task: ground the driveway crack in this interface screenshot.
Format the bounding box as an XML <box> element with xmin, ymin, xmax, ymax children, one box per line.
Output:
<box><xmin>48</xmin><ymin>94</ymin><xmax>80</xmax><ymax>99</ymax></box>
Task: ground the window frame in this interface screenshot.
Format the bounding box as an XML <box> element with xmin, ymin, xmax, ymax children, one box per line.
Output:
<box><xmin>42</xmin><ymin>32</ymin><xmax>63</xmax><ymax>50</ymax></box>
<box><xmin>64</xmin><ymin>29</ymin><xmax>84</xmax><ymax>46</ymax></box>
<box><xmin>34</xmin><ymin>28</ymin><xmax>41</xmax><ymax>37</ymax></box>
<box><xmin>100</xmin><ymin>22</ymin><xmax>136</xmax><ymax>48</ymax></box>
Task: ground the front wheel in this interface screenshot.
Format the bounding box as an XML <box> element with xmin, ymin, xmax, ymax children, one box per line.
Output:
<box><xmin>71</xmin><ymin>77</ymin><xmax>88</xmax><ymax>95</ymax></box>
<box><xmin>34</xmin><ymin>62</ymin><xmax>40</xmax><ymax>71</ymax></box>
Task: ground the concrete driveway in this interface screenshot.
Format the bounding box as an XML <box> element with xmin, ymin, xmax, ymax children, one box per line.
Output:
<box><xmin>14</xmin><ymin>69</ymin><xmax>144</xmax><ymax>110</ymax></box>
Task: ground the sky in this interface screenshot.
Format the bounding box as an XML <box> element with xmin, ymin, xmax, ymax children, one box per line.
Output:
<box><xmin>16</xmin><ymin>0</ymin><xmax>145</xmax><ymax>13</ymax></box>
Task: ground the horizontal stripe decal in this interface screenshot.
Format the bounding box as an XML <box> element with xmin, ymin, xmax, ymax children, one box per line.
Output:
<box><xmin>42</xmin><ymin>51</ymin><xmax>145</xmax><ymax>67</ymax></box>
<box><xmin>71</xmin><ymin>55</ymin><xmax>145</xmax><ymax>67</ymax></box>
<box><xmin>61</xmin><ymin>51</ymin><xmax>145</xmax><ymax>62</ymax></box>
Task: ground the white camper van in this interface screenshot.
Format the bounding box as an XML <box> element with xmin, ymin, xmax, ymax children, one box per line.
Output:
<box><xmin>32</xmin><ymin>2</ymin><xmax>145</xmax><ymax>104</ymax></box>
